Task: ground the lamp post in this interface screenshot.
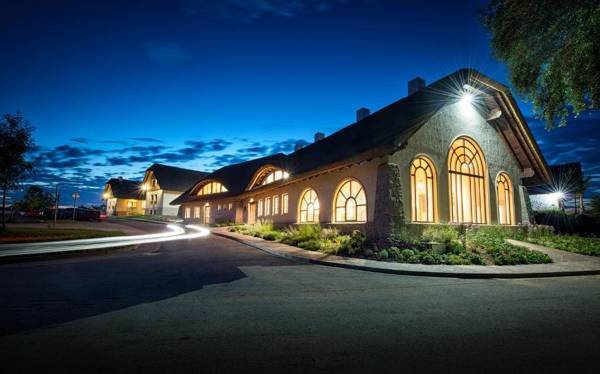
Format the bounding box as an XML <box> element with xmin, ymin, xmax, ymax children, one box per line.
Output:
<box><xmin>72</xmin><ymin>192</ymin><xmax>80</xmax><ymax>222</ymax></box>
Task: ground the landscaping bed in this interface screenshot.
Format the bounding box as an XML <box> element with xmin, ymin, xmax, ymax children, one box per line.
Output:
<box><xmin>526</xmin><ymin>235</ymin><xmax>600</xmax><ymax>256</ymax></box>
<box><xmin>0</xmin><ymin>228</ymin><xmax>125</xmax><ymax>244</ymax></box>
<box><xmin>228</xmin><ymin>223</ymin><xmax>552</xmax><ymax>266</ymax></box>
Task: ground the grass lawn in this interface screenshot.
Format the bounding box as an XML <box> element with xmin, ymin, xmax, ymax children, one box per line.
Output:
<box><xmin>0</xmin><ymin>228</ymin><xmax>125</xmax><ymax>244</ymax></box>
<box><xmin>526</xmin><ymin>235</ymin><xmax>600</xmax><ymax>256</ymax></box>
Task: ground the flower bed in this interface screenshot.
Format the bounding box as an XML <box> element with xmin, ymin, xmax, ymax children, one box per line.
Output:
<box><xmin>228</xmin><ymin>222</ymin><xmax>552</xmax><ymax>265</ymax></box>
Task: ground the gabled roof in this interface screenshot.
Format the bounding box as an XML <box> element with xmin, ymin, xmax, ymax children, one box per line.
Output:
<box><xmin>145</xmin><ymin>164</ymin><xmax>208</xmax><ymax>192</ymax></box>
<box><xmin>172</xmin><ymin>68</ymin><xmax>551</xmax><ymax>205</ymax></box>
<box><xmin>104</xmin><ymin>178</ymin><xmax>144</xmax><ymax>199</ymax></box>
<box><xmin>171</xmin><ymin>154</ymin><xmax>287</xmax><ymax>205</ymax></box>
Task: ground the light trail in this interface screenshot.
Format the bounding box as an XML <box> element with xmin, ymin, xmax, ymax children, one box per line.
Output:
<box><xmin>0</xmin><ymin>224</ymin><xmax>210</xmax><ymax>258</ymax></box>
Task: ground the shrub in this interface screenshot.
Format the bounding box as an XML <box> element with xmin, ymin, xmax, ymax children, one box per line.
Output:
<box><xmin>421</xmin><ymin>225</ymin><xmax>459</xmax><ymax>244</ymax></box>
<box><xmin>280</xmin><ymin>224</ymin><xmax>322</xmax><ymax>246</ymax></box>
<box><xmin>387</xmin><ymin>247</ymin><xmax>402</xmax><ymax>260</ymax></box>
<box><xmin>400</xmin><ymin>248</ymin><xmax>415</xmax><ymax>260</ymax></box>
<box><xmin>338</xmin><ymin>230</ymin><xmax>367</xmax><ymax>255</ymax></box>
<box><xmin>376</xmin><ymin>249</ymin><xmax>389</xmax><ymax>260</ymax></box>
<box><xmin>297</xmin><ymin>239</ymin><xmax>322</xmax><ymax>251</ymax></box>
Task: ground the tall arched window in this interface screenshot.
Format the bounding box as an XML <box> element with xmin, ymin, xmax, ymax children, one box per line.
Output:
<box><xmin>448</xmin><ymin>137</ymin><xmax>488</xmax><ymax>224</ymax></box>
<box><xmin>496</xmin><ymin>172</ymin><xmax>515</xmax><ymax>225</ymax></box>
<box><xmin>410</xmin><ymin>156</ymin><xmax>437</xmax><ymax>222</ymax></box>
<box><xmin>334</xmin><ymin>179</ymin><xmax>367</xmax><ymax>223</ymax></box>
<box><xmin>298</xmin><ymin>188</ymin><xmax>320</xmax><ymax>223</ymax></box>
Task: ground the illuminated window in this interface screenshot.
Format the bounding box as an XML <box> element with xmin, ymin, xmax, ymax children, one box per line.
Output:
<box><xmin>228</xmin><ymin>203</ymin><xmax>233</xmax><ymax>210</ymax></box>
<box><xmin>203</xmin><ymin>203</ymin><xmax>211</xmax><ymax>224</ymax></box>
<box><xmin>497</xmin><ymin>172</ymin><xmax>515</xmax><ymax>225</ymax></box>
<box><xmin>258</xmin><ymin>199</ymin><xmax>264</xmax><ymax>217</ymax></box>
<box><xmin>260</xmin><ymin>170</ymin><xmax>289</xmax><ymax>186</ymax></box>
<box><xmin>273</xmin><ymin>195</ymin><xmax>279</xmax><ymax>215</ymax></box>
<box><xmin>334</xmin><ymin>179</ymin><xmax>367</xmax><ymax>222</ymax></box>
<box><xmin>448</xmin><ymin>137</ymin><xmax>488</xmax><ymax>224</ymax></box>
<box><xmin>282</xmin><ymin>193</ymin><xmax>289</xmax><ymax>214</ymax></box>
<box><xmin>184</xmin><ymin>207</ymin><xmax>191</xmax><ymax>219</ymax></box>
<box><xmin>128</xmin><ymin>200</ymin><xmax>137</xmax><ymax>208</ymax></box>
<box><xmin>265</xmin><ymin>197</ymin><xmax>271</xmax><ymax>216</ymax></box>
<box><xmin>410</xmin><ymin>156</ymin><xmax>437</xmax><ymax>222</ymax></box>
<box><xmin>194</xmin><ymin>206</ymin><xmax>200</xmax><ymax>219</ymax></box>
<box><xmin>298</xmin><ymin>188</ymin><xmax>320</xmax><ymax>223</ymax></box>
<box><xmin>197</xmin><ymin>181</ymin><xmax>228</xmax><ymax>196</ymax></box>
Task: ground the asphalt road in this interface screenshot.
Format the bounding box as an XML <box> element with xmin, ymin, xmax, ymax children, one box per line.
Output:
<box><xmin>1</xmin><ymin>220</ymin><xmax>599</xmax><ymax>373</ymax></box>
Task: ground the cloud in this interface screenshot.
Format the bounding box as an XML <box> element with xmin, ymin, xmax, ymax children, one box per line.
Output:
<box><xmin>144</xmin><ymin>42</ymin><xmax>190</xmax><ymax>63</ymax></box>
<box><xmin>179</xmin><ymin>0</ymin><xmax>346</xmax><ymax>20</ymax></box>
<box><xmin>131</xmin><ymin>137</ymin><xmax>163</xmax><ymax>143</ymax></box>
<box><xmin>71</xmin><ymin>137</ymin><xmax>90</xmax><ymax>143</ymax></box>
<box><xmin>23</xmin><ymin>136</ymin><xmax>311</xmax><ymax>203</ymax></box>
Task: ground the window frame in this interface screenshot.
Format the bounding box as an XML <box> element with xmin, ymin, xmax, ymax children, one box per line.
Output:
<box><xmin>496</xmin><ymin>172</ymin><xmax>515</xmax><ymax>225</ymax></box>
<box><xmin>410</xmin><ymin>155</ymin><xmax>437</xmax><ymax>223</ymax></box>
<box><xmin>447</xmin><ymin>136</ymin><xmax>489</xmax><ymax>224</ymax></box>
<box><xmin>298</xmin><ymin>188</ymin><xmax>320</xmax><ymax>224</ymax></box>
<box><xmin>332</xmin><ymin>178</ymin><xmax>367</xmax><ymax>223</ymax></box>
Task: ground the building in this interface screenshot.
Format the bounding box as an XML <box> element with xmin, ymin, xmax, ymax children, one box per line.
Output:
<box><xmin>141</xmin><ymin>164</ymin><xmax>207</xmax><ymax>216</ymax></box>
<box><xmin>102</xmin><ymin>177</ymin><xmax>145</xmax><ymax>216</ymax></box>
<box><xmin>172</xmin><ymin>69</ymin><xmax>552</xmax><ymax>239</ymax></box>
<box><xmin>528</xmin><ymin>162</ymin><xmax>586</xmax><ymax>213</ymax></box>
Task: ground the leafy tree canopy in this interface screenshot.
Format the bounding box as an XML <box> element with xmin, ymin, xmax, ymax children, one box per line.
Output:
<box><xmin>16</xmin><ymin>185</ymin><xmax>53</xmax><ymax>213</ymax></box>
<box><xmin>481</xmin><ymin>0</ymin><xmax>600</xmax><ymax>128</ymax></box>
<box><xmin>0</xmin><ymin>112</ymin><xmax>35</xmax><ymax>229</ymax></box>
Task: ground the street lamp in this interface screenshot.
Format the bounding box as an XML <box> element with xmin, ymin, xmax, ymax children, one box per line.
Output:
<box><xmin>72</xmin><ymin>192</ymin><xmax>80</xmax><ymax>222</ymax></box>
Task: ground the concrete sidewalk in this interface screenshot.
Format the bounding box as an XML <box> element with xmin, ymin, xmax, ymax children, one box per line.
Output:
<box><xmin>212</xmin><ymin>228</ymin><xmax>600</xmax><ymax>278</ymax></box>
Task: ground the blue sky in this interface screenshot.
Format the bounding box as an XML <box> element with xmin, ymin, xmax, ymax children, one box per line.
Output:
<box><xmin>1</xmin><ymin>0</ymin><xmax>599</xmax><ymax>204</ymax></box>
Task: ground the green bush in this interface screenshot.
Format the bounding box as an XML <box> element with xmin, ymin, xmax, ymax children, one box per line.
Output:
<box><xmin>376</xmin><ymin>249</ymin><xmax>389</xmax><ymax>260</ymax></box>
<box><xmin>421</xmin><ymin>225</ymin><xmax>460</xmax><ymax>244</ymax></box>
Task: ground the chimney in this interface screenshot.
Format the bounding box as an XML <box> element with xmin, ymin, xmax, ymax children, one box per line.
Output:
<box><xmin>294</xmin><ymin>142</ymin><xmax>303</xmax><ymax>151</ymax></box>
<box><xmin>314</xmin><ymin>132</ymin><xmax>325</xmax><ymax>142</ymax></box>
<box><xmin>408</xmin><ymin>77</ymin><xmax>426</xmax><ymax>95</ymax></box>
<box><xmin>118</xmin><ymin>176</ymin><xmax>123</xmax><ymax>182</ymax></box>
<box><xmin>356</xmin><ymin>107</ymin><xmax>370</xmax><ymax>121</ymax></box>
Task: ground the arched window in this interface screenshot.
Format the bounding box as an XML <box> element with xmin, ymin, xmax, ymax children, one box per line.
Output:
<box><xmin>248</xmin><ymin>166</ymin><xmax>290</xmax><ymax>189</ymax></box>
<box><xmin>298</xmin><ymin>188</ymin><xmax>320</xmax><ymax>223</ymax></box>
<box><xmin>197</xmin><ymin>181</ymin><xmax>228</xmax><ymax>196</ymax></box>
<box><xmin>410</xmin><ymin>156</ymin><xmax>437</xmax><ymax>222</ymax></box>
<box><xmin>260</xmin><ymin>170</ymin><xmax>289</xmax><ymax>186</ymax></box>
<box><xmin>448</xmin><ymin>137</ymin><xmax>488</xmax><ymax>224</ymax></box>
<box><xmin>334</xmin><ymin>179</ymin><xmax>367</xmax><ymax>223</ymax></box>
<box><xmin>496</xmin><ymin>172</ymin><xmax>515</xmax><ymax>225</ymax></box>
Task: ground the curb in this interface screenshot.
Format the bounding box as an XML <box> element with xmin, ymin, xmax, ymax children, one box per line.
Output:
<box><xmin>212</xmin><ymin>231</ymin><xmax>600</xmax><ymax>279</ymax></box>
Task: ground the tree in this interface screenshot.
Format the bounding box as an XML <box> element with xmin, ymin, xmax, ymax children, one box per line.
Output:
<box><xmin>15</xmin><ymin>185</ymin><xmax>53</xmax><ymax>213</ymax></box>
<box><xmin>590</xmin><ymin>196</ymin><xmax>600</xmax><ymax>217</ymax></box>
<box><xmin>0</xmin><ymin>112</ymin><xmax>35</xmax><ymax>230</ymax></box>
<box><xmin>480</xmin><ymin>1</ymin><xmax>600</xmax><ymax>128</ymax></box>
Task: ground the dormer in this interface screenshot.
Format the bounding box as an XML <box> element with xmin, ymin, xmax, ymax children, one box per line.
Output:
<box><xmin>247</xmin><ymin>165</ymin><xmax>290</xmax><ymax>190</ymax></box>
<box><xmin>194</xmin><ymin>180</ymin><xmax>229</xmax><ymax>196</ymax></box>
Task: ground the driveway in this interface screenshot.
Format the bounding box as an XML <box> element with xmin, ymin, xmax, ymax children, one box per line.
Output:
<box><xmin>1</xmin><ymin>226</ymin><xmax>599</xmax><ymax>373</ymax></box>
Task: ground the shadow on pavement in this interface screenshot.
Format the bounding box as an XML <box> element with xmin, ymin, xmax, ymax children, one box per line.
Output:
<box><xmin>0</xmin><ymin>234</ymin><xmax>298</xmax><ymax>335</ymax></box>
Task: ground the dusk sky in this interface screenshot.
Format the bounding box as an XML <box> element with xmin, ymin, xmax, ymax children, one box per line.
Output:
<box><xmin>2</xmin><ymin>0</ymin><xmax>599</xmax><ymax>204</ymax></box>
